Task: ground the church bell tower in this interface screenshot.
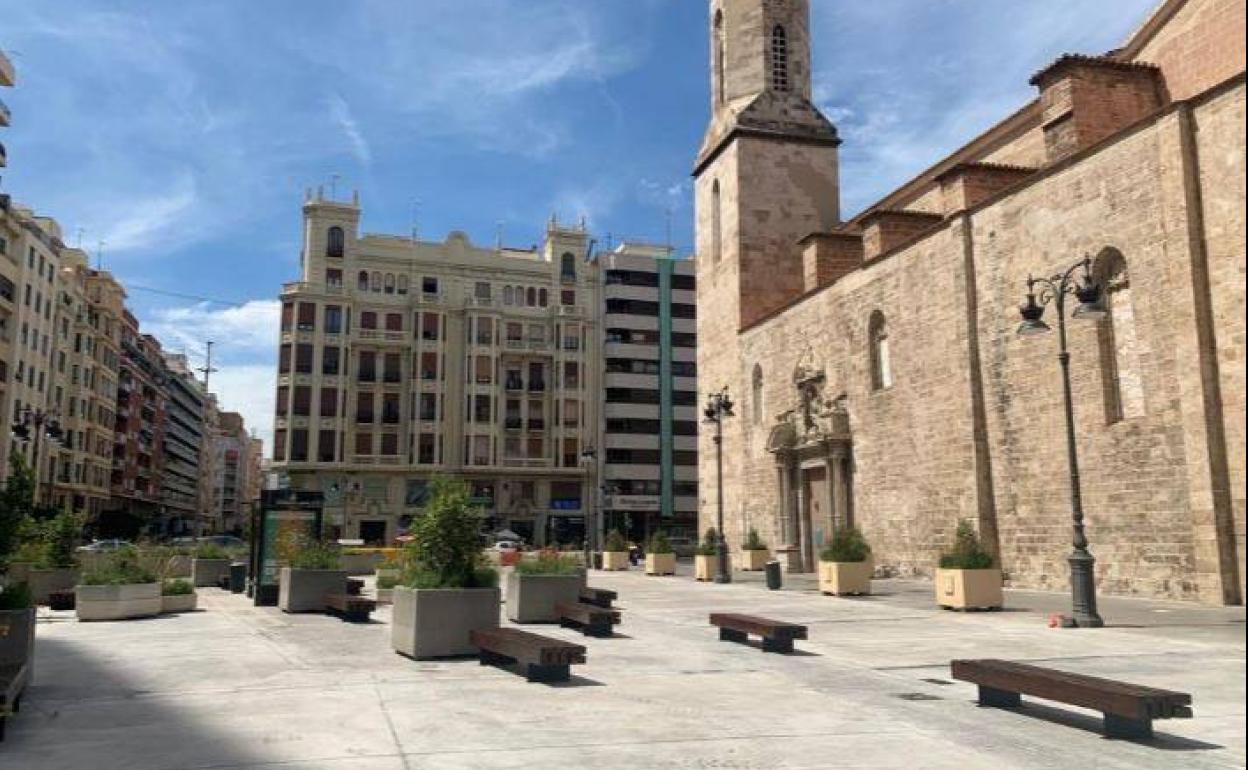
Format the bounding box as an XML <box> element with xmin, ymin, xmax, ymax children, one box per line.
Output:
<box><xmin>694</xmin><ymin>0</ymin><xmax>841</xmax><ymax>329</ymax></box>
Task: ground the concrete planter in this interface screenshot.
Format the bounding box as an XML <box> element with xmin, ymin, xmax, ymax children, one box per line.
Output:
<box><xmin>76</xmin><ymin>583</ymin><xmax>162</xmax><ymax>621</ymax></box>
<box><xmin>739</xmin><ymin>549</ymin><xmax>770</xmax><ymax>571</ymax></box>
<box><xmin>340</xmin><ymin>552</ymin><xmax>382</xmax><ymax>575</ymax></box>
<box><xmin>376</xmin><ymin>588</ymin><xmax>394</xmax><ymax>604</ymax></box>
<box><xmin>29</xmin><ymin>567</ymin><xmax>81</xmax><ymax>605</ymax></box>
<box><xmin>506</xmin><ymin>573</ymin><xmax>582</xmax><ymax>623</ymax></box>
<box><xmin>279</xmin><ymin>568</ymin><xmax>348</xmax><ymax>613</ymax></box>
<box><xmin>192</xmin><ymin>558</ymin><xmax>232</xmax><ymax>588</ymax></box>
<box><xmin>375</xmin><ymin>567</ymin><xmax>401</xmax><ymax>582</ymax></box>
<box><xmin>391</xmin><ymin>586</ymin><xmax>500</xmax><ymax>659</ymax></box>
<box><xmin>160</xmin><ymin>592</ymin><xmax>199</xmax><ymax>613</ymax></box>
<box><xmin>0</xmin><ymin>607</ymin><xmax>35</xmax><ymax>668</ymax></box>
<box><xmin>935</xmin><ymin>568</ymin><xmax>1003</xmax><ymax>610</ymax></box>
<box><xmin>818</xmin><ymin>560</ymin><xmax>872</xmax><ymax>595</ymax></box>
<box><xmin>7</xmin><ymin>562</ymin><xmax>32</xmax><ymax>584</ymax></box>
<box><xmin>694</xmin><ymin>554</ymin><xmax>716</xmax><ymax>581</ymax></box>
<box><xmin>601</xmin><ymin>551</ymin><xmax>630</xmax><ymax>571</ymax></box>
<box><xmin>645</xmin><ymin>553</ymin><xmax>676</xmax><ymax>576</ymax></box>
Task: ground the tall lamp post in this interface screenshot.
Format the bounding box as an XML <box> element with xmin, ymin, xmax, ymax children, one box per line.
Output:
<box><xmin>1017</xmin><ymin>256</ymin><xmax>1107</xmax><ymax>628</ymax></box>
<box><xmin>703</xmin><ymin>387</ymin><xmax>735</xmax><ymax>584</ymax></box>
<box><xmin>11</xmin><ymin>406</ymin><xmax>64</xmax><ymax>506</ymax></box>
<box><xmin>580</xmin><ymin>447</ymin><xmax>599</xmax><ymax>565</ymax></box>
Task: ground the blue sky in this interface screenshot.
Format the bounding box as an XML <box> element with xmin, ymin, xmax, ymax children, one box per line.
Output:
<box><xmin>0</xmin><ymin>0</ymin><xmax>1158</xmax><ymax>450</ymax></box>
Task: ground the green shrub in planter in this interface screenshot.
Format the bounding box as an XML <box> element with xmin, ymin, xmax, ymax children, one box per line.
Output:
<box><xmin>938</xmin><ymin>521</ymin><xmax>994</xmax><ymax>569</ymax></box>
<box><xmin>0</xmin><ymin>582</ymin><xmax>32</xmax><ymax>610</ymax></box>
<box><xmin>279</xmin><ymin>533</ymin><xmax>342</xmax><ymax>570</ymax></box>
<box><xmin>515</xmin><ymin>550</ymin><xmax>579</xmax><ymax>576</ymax></box>
<box><xmin>820</xmin><ymin>527</ymin><xmax>871</xmax><ymax>563</ymax></box>
<box><xmin>400</xmin><ymin>477</ymin><xmax>497</xmax><ymax>589</ymax></box>
<box><xmin>194</xmin><ymin>542</ymin><xmax>231</xmax><ymax>561</ymax></box>
<box><xmin>40</xmin><ymin>507</ymin><xmax>82</xmax><ymax>569</ymax></box>
<box><xmin>81</xmin><ymin>547</ymin><xmax>157</xmax><ymax>585</ymax></box>
<box><xmin>743</xmin><ymin>527</ymin><xmax>768</xmax><ymax>551</ymax></box>
<box><xmin>695</xmin><ymin>527</ymin><xmax>719</xmax><ymax>557</ymax></box>
<box><xmin>377</xmin><ymin>574</ymin><xmax>400</xmax><ymax>590</ymax></box>
<box><xmin>162</xmin><ymin>578</ymin><xmax>195</xmax><ymax>596</ymax></box>
<box><xmin>603</xmin><ymin>530</ymin><xmax>628</xmax><ymax>553</ymax></box>
<box><xmin>1</xmin><ymin>455</ymin><xmax>37</xmax><ymax>574</ymax></box>
<box><xmin>647</xmin><ymin>531</ymin><xmax>674</xmax><ymax>555</ymax></box>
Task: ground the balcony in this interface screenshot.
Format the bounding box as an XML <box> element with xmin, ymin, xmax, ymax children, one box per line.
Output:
<box><xmin>527</xmin><ymin>419</ymin><xmax>546</xmax><ymax>432</ymax></box>
<box><xmin>504</xmin><ymin>417</ymin><xmax>523</xmax><ymax>431</ymax></box>
<box><xmin>504</xmin><ymin>378</ymin><xmax>524</xmax><ymax>392</ymax></box>
<box><xmin>0</xmin><ymin>96</ymin><xmax>9</xmax><ymax>127</ymax></box>
<box><xmin>527</xmin><ymin>381</ymin><xmax>546</xmax><ymax>393</ymax></box>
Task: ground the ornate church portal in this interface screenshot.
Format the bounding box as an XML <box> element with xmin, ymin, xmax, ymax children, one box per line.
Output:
<box><xmin>767</xmin><ymin>353</ymin><xmax>853</xmax><ymax>573</ymax></box>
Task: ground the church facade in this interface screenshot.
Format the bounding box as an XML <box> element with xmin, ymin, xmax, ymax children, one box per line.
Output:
<box><xmin>694</xmin><ymin>0</ymin><xmax>1245</xmax><ymax>604</ymax></box>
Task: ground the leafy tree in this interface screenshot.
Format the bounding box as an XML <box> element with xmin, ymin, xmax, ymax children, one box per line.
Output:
<box><xmin>402</xmin><ymin>477</ymin><xmax>495</xmax><ymax>589</ymax></box>
<box><xmin>0</xmin><ymin>455</ymin><xmax>37</xmax><ymax>574</ymax></box>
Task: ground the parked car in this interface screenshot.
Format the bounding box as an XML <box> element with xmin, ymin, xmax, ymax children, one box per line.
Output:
<box><xmin>76</xmin><ymin>539</ymin><xmax>133</xmax><ymax>553</ymax></box>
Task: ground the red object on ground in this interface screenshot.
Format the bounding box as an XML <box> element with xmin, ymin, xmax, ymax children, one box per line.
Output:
<box><xmin>500</xmin><ymin>551</ymin><xmax>519</xmax><ymax>567</ymax></box>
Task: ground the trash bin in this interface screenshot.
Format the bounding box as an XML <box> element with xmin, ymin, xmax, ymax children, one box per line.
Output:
<box><xmin>765</xmin><ymin>560</ymin><xmax>783</xmax><ymax>590</ymax></box>
<box><xmin>592</xmin><ymin>552</ymin><xmax>603</xmax><ymax>570</ymax></box>
<box><xmin>228</xmin><ymin>562</ymin><xmax>247</xmax><ymax>594</ymax></box>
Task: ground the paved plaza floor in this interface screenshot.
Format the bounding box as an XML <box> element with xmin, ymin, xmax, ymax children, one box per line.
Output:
<box><xmin>5</xmin><ymin>568</ymin><xmax>1244</xmax><ymax>769</ymax></box>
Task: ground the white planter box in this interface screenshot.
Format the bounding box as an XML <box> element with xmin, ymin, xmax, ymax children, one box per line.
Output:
<box><xmin>818</xmin><ymin>560</ymin><xmax>872</xmax><ymax>595</ymax></box>
<box><xmin>506</xmin><ymin>573</ymin><xmax>582</xmax><ymax>623</ymax></box>
<box><xmin>192</xmin><ymin>559</ymin><xmax>232</xmax><ymax>587</ymax></box>
<box><xmin>739</xmin><ymin>549</ymin><xmax>770</xmax><ymax>571</ymax></box>
<box><xmin>29</xmin><ymin>567</ymin><xmax>80</xmax><ymax>605</ymax></box>
<box><xmin>694</xmin><ymin>554</ymin><xmax>716</xmax><ymax>581</ymax></box>
<box><xmin>936</xmin><ymin>568</ymin><xmax>1003</xmax><ymax>610</ymax></box>
<box><xmin>645</xmin><ymin>553</ymin><xmax>676</xmax><ymax>575</ymax></box>
<box><xmin>161</xmin><ymin>593</ymin><xmax>199</xmax><ymax>613</ymax></box>
<box><xmin>76</xmin><ymin>583</ymin><xmax>162</xmax><ymax>621</ymax></box>
<box><xmin>601</xmin><ymin>551</ymin><xmax>630</xmax><ymax>571</ymax></box>
<box><xmin>279</xmin><ymin>568</ymin><xmax>348</xmax><ymax>613</ymax></box>
<box><xmin>376</xmin><ymin>588</ymin><xmax>394</xmax><ymax>604</ymax></box>
<box><xmin>391</xmin><ymin>586</ymin><xmax>500</xmax><ymax>659</ymax></box>
<box><xmin>340</xmin><ymin>552</ymin><xmax>381</xmax><ymax>575</ymax></box>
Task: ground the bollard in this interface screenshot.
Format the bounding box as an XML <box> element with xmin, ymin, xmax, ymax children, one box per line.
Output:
<box><xmin>228</xmin><ymin>562</ymin><xmax>247</xmax><ymax>594</ymax></box>
<box><xmin>765</xmin><ymin>560</ymin><xmax>783</xmax><ymax>590</ymax></box>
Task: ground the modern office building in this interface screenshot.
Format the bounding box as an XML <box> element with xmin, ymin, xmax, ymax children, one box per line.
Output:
<box><xmin>160</xmin><ymin>352</ymin><xmax>206</xmax><ymax>535</ymax></box>
<box><xmin>596</xmin><ymin>243</ymin><xmax>699</xmax><ymax>543</ymax></box>
<box><xmin>272</xmin><ymin>190</ymin><xmax>599</xmax><ymax>546</ymax></box>
<box><xmin>215</xmin><ymin>411</ymin><xmax>250</xmax><ymax>534</ymax></box>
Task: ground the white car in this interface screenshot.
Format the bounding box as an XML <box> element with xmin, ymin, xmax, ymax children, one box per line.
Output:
<box><xmin>492</xmin><ymin>540</ymin><xmax>520</xmax><ymax>552</ymax></box>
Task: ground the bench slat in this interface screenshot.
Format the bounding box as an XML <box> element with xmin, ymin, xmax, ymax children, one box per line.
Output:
<box><xmin>709</xmin><ymin>613</ymin><xmax>808</xmax><ymax>640</ymax></box>
<box><xmin>952</xmin><ymin>659</ymin><xmax>1192</xmax><ymax>720</ymax></box>
<box><xmin>470</xmin><ymin>628</ymin><xmax>586</xmax><ymax>666</ymax></box>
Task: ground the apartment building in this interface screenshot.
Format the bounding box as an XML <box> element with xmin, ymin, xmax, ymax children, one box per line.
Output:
<box><xmin>48</xmin><ymin>248</ymin><xmax>124</xmax><ymax>517</ymax></box>
<box><xmin>215</xmin><ymin>411</ymin><xmax>250</xmax><ymax>534</ymax></box>
<box><xmin>597</xmin><ymin>243</ymin><xmax>699</xmax><ymax>543</ymax></box>
<box><xmin>160</xmin><ymin>353</ymin><xmax>206</xmax><ymax>535</ymax></box>
<box><xmin>101</xmin><ymin>314</ymin><xmax>166</xmax><ymax>529</ymax></box>
<box><xmin>0</xmin><ymin>50</ymin><xmax>13</xmax><ymax>425</ymax></box>
<box><xmin>273</xmin><ymin>190</ymin><xmax>599</xmax><ymax>546</ymax></box>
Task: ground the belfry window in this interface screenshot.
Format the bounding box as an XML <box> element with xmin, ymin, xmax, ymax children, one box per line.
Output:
<box><xmin>1095</xmin><ymin>249</ymin><xmax>1145</xmax><ymax>423</ymax></box>
<box><xmin>714</xmin><ymin>10</ymin><xmax>726</xmax><ymax>106</ymax></box>
<box><xmin>711</xmin><ymin>180</ymin><xmax>723</xmax><ymax>263</ymax></box>
<box><xmin>771</xmin><ymin>26</ymin><xmax>790</xmax><ymax>92</ymax></box>
<box><xmin>751</xmin><ymin>364</ymin><xmax>764</xmax><ymax>424</ymax></box>
<box><xmin>326</xmin><ymin>226</ymin><xmax>345</xmax><ymax>258</ymax></box>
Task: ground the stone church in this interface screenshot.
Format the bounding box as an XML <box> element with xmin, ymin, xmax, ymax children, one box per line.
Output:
<box><xmin>694</xmin><ymin>0</ymin><xmax>1245</xmax><ymax>604</ymax></box>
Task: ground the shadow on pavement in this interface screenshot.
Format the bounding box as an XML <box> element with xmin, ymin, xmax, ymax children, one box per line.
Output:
<box><xmin>981</xmin><ymin>700</ymin><xmax>1224</xmax><ymax>752</ymax></box>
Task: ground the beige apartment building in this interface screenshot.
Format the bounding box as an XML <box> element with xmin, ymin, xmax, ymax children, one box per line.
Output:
<box><xmin>273</xmin><ymin>191</ymin><xmax>599</xmax><ymax>546</ymax></box>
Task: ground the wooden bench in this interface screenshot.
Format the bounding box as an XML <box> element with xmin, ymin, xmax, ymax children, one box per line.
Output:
<box><xmin>951</xmin><ymin>659</ymin><xmax>1193</xmax><ymax>739</ymax></box>
<box><xmin>323</xmin><ymin>593</ymin><xmax>376</xmax><ymax>623</ymax></box>
<box><xmin>709</xmin><ymin>613</ymin><xmax>808</xmax><ymax>654</ymax></box>
<box><xmin>48</xmin><ymin>589</ymin><xmax>76</xmax><ymax>611</ymax></box>
<box><xmin>0</xmin><ymin>662</ymin><xmax>31</xmax><ymax>742</ymax></box>
<box><xmin>579</xmin><ymin>587</ymin><xmax>618</xmax><ymax>609</ymax></box>
<box><xmin>470</xmin><ymin>627</ymin><xmax>586</xmax><ymax>683</ymax></box>
<box><xmin>346</xmin><ymin>578</ymin><xmax>364</xmax><ymax>596</ymax></box>
<box><xmin>555</xmin><ymin>601</ymin><xmax>621</xmax><ymax>637</ymax></box>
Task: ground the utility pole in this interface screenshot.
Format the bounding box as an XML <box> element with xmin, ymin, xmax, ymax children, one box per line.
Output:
<box><xmin>198</xmin><ymin>340</ymin><xmax>219</xmax><ymax>390</ymax></box>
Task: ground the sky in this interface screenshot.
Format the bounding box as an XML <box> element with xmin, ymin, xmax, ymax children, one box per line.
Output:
<box><xmin>0</xmin><ymin>0</ymin><xmax>1158</xmax><ymax>452</ymax></box>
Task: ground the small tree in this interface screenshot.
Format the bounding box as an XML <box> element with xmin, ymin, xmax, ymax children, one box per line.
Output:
<box><xmin>743</xmin><ymin>527</ymin><xmax>768</xmax><ymax>551</ymax></box>
<box><xmin>0</xmin><ymin>454</ymin><xmax>37</xmax><ymax>575</ymax></box>
<box><xmin>41</xmin><ymin>506</ymin><xmax>82</xmax><ymax>569</ymax></box>
<box><xmin>603</xmin><ymin>530</ymin><xmax>628</xmax><ymax>553</ymax></box>
<box><xmin>696</xmin><ymin>527</ymin><xmax>719</xmax><ymax>556</ymax></box>
<box><xmin>820</xmin><ymin>526</ymin><xmax>871</xmax><ymax>563</ymax></box>
<box><xmin>648</xmin><ymin>530</ymin><xmax>673</xmax><ymax>555</ymax></box>
<box><xmin>939</xmin><ymin>521</ymin><xmax>994</xmax><ymax>570</ymax></box>
<box><xmin>403</xmin><ymin>476</ymin><xmax>495</xmax><ymax>589</ymax></box>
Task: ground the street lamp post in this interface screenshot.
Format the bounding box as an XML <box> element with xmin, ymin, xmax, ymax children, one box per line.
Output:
<box><xmin>10</xmin><ymin>406</ymin><xmax>64</xmax><ymax>506</ymax></box>
<box><xmin>580</xmin><ymin>447</ymin><xmax>599</xmax><ymax>566</ymax></box>
<box><xmin>1017</xmin><ymin>256</ymin><xmax>1108</xmax><ymax>629</ymax></box>
<box><xmin>703</xmin><ymin>387</ymin><xmax>735</xmax><ymax>584</ymax></box>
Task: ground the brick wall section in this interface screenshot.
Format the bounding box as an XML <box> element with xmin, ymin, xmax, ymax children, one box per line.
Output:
<box><xmin>936</xmin><ymin>163</ymin><xmax>1037</xmax><ymax>215</ymax></box>
<box><xmin>860</xmin><ymin>210</ymin><xmax>945</xmax><ymax>260</ymax></box>
<box><xmin>1032</xmin><ymin>58</ymin><xmax>1164</xmax><ymax>164</ymax></box>
<box><xmin>801</xmin><ymin>232</ymin><xmax>863</xmax><ymax>292</ymax></box>
<box><xmin>1131</xmin><ymin>0</ymin><xmax>1247</xmax><ymax>101</ymax></box>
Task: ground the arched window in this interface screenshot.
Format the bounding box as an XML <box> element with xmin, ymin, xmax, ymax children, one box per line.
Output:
<box><xmin>503</xmin><ymin>286</ymin><xmax>514</xmax><ymax>305</ymax></box>
<box><xmin>326</xmin><ymin>226</ymin><xmax>345</xmax><ymax>258</ymax></box>
<box><xmin>751</xmin><ymin>364</ymin><xmax>764</xmax><ymax>424</ymax></box>
<box><xmin>538</xmin><ymin>288</ymin><xmax>549</xmax><ymax>307</ymax></box>
<box><xmin>526</xmin><ymin>287</ymin><xmax>537</xmax><ymax>307</ymax></box>
<box><xmin>1095</xmin><ymin>248</ymin><xmax>1145</xmax><ymax>422</ymax></box>
<box><xmin>711</xmin><ymin>180</ymin><xmax>723</xmax><ymax>263</ymax></box>
<box><xmin>357</xmin><ymin>271</ymin><xmax>369</xmax><ymax>291</ymax></box>
<box><xmin>371</xmin><ymin>271</ymin><xmax>382</xmax><ymax>292</ymax></box>
<box><xmin>397</xmin><ymin>275</ymin><xmax>409</xmax><ymax>295</ymax></box>
<box><xmin>771</xmin><ymin>25</ymin><xmax>790</xmax><ymax>92</ymax></box>
<box><xmin>869</xmin><ymin>311</ymin><xmax>892</xmax><ymax>391</ymax></box>
<box><xmin>384</xmin><ymin>274</ymin><xmax>395</xmax><ymax>294</ymax></box>
<box><xmin>561</xmin><ymin>252</ymin><xmax>577</xmax><ymax>281</ymax></box>
<box><xmin>713</xmin><ymin>10</ymin><xmax>726</xmax><ymax>106</ymax></box>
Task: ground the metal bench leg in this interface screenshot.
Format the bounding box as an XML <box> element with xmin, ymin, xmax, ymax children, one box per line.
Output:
<box><xmin>761</xmin><ymin>637</ymin><xmax>794</xmax><ymax>654</ymax></box>
<box><xmin>1104</xmin><ymin>713</ymin><xmax>1153</xmax><ymax>740</ymax></box>
<box><xmin>479</xmin><ymin>650</ymin><xmax>513</xmax><ymax>667</ymax></box>
<box><xmin>977</xmin><ymin>686</ymin><xmax>1021</xmax><ymax>708</ymax></box>
<box><xmin>585</xmin><ymin>622</ymin><xmax>612</xmax><ymax>638</ymax></box>
<box><xmin>719</xmin><ymin>628</ymin><xmax>748</xmax><ymax>644</ymax></box>
<box><xmin>526</xmin><ymin>664</ymin><xmax>570</xmax><ymax>683</ymax></box>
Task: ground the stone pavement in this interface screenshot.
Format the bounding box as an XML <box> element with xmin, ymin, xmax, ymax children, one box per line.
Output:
<box><xmin>5</xmin><ymin>569</ymin><xmax>1244</xmax><ymax>770</ymax></box>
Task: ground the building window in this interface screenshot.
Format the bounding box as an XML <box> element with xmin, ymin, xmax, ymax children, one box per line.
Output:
<box><xmin>503</xmin><ymin>286</ymin><xmax>514</xmax><ymax>305</ymax></box>
<box><xmin>326</xmin><ymin>226</ymin><xmax>345</xmax><ymax>258</ymax></box>
<box><xmin>357</xmin><ymin>271</ymin><xmax>369</xmax><ymax>291</ymax></box>
<box><xmin>361</xmin><ymin>311</ymin><xmax>377</xmax><ymax>330</ymax></box>
<box><xmin>320</xmin><ymin>387</ymin><xmax>339</xmax><ymax>418</ymax></box>
<box><xmin>322</xmin><ymin>346</ymin><xmax>341</xmax><ymax>376</ymax></box>
<box><xmin>317</xmin><ymin>430</ymin><xmax>337</xmax><ymax>462</ymax></box>
<box><xmin>324</xmin><ymin>305</ymin><xmax>343</xmax><ymax>334</ymax></box>
<box><xmin>526</xmin><ymin>287</ymin><xmax>537</xmax><ymax>307</ymax></box>
<box><xmin>752</xmin><ymin>364</ymin><xmax>764</xmax><ymax>424</ymax></box>
<box><xmin>422</xmin><ymin>276</ymin><xmax>439</xmax><ymax>295</ymax></box>
<box><xmin>297</xmin><ymin>303</ymin><xmax>316</xmax><ymax>331</ymax></box>
<box><xmin>397</xmin><ymin>275</ymin><xmax>409</xmax><ymax>294</ymax></box>
<box><xmin>385</xmin><ymin>313</ymin><xmax>403</xmax><ymax>332</ymax></box>
<box><xmin>1096</xmin><ymin>248</ymin><xmax>1145</xmax><ymax>423</ymax></box>
<box><xmin>280</xmin><ymin>302</ymin><xmax>294</xmax><ymax>332</ymax></box>
<box><xmin>869</xmin><ymin>311</ymin><xmax>893</xmax><ymax>391</ymax></box>
<box><xmin>714</xmin><ymin>10</ymin><xmax>726</xmax><ymax>106</ymax></box>
<box><xmin>560</xmin><ymin>252</ymin><xmax>576</xmax><ymax>282</ymax></box>
<box><xmin>711</xmin><ymin>180</ymin><xmax>723</xmax><ymax>263</ymax></box>
<box><xmin>771</xmin><ymin>25</ymin><xmax>790</xmax><ymax>92</ymax></box>
<box><xmin>384</xmin><ymin>273</ymin><xmax>396</xmax><ymax>294</ymax></box>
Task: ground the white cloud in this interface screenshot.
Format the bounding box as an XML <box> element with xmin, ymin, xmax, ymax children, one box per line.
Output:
<box><xmin>209</xmin><ymin>364</ymin><xmax>277</xmax><ymax>456</ymax></box>
<box><xmin>143</xmin><ymin>300</ymin><xmax>281</xmax><ymax>358</ymax></box>
<box><xmin>327</xmin><ymin>92</ymin><xmax>372</xmax><ymax>167</ymax></box>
